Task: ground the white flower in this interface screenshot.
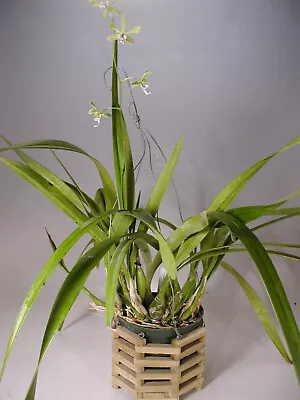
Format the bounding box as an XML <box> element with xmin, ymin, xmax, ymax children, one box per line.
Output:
<box><xmin>99</xmin><ymin>1</ymin><xmax>110</xmax><ymax>9</ymax></box>
<box><xmin>118</xmin><ymin>33</ymin><xmax>127</xmax><ymax>44</ymax></box>
<box><xmin>141</xmin><ymin>83</ymin><xmax>151</xmax><ymax>95</ymax></box>
<box><xmin>93</xmin><ymin>117</ymin><xmax>101</xmax><ymax>127</ymax></box>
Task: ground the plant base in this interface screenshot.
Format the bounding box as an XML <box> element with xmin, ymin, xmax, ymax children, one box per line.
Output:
<box><xmin>112</xmin><ymin>324</ymin><xmax>206</xmax><ymax>399</ymax></box>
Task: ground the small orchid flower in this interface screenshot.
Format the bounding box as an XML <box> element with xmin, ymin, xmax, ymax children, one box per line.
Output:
<box><xmin>141</xmin><ymin>84</ymin><xmax>151</xmax><ymax>95</ymax></box>
<box><xmin>131</xmin><ymin>69</ymin><xmax>152</xmax><ymax>95</ymax></box>
<box><xmin>88</xmin><ymin>101</ymin><xmax>112</xmax><ymax>128</ymax></box>
<box><xmin>107</xmin><ymin>14</ymin><xmax>141</xmax><ymax>44</ymax></box>
<box><xmin>89</xmin><ymin>0</ymin><xmax>120</xmax><ymax>18</ymax></box>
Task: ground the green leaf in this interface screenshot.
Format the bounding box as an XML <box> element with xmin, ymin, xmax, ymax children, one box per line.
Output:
<box><xmin>129</xmin><ymin>210</ymin><xmax>177</xmax><ymax>279</ymax></box>
<box><xmin>121</xmin><ymin>112</ymin><xmax>135</xmax><ymax>210</ymax></box>
<box><xmin>228</xmin><ymin>188</ymin><xmax>300</xmax><ymax>223</ymax></box>
<box><xmin>253</xmin><ymin>211</ymin><xmax>300</xmax><ymax>232</ymax></box>
<box><xmin>0</xmin><ymin>211</ymin><xmax>119</xmax><ymax>380</ymax></box>
<box><xmin>265</xmin><ymin>207</ymin><xmax>300</xmax><ymax>216</ymax></box>
<box><xmin>221</xmin><ymin>261</ymin><xmax>292</xmax><ymax>364</ymax></box>
<box><xmin>136</xmin><ymin>266</ymin><xmax>149</xmax><ymax>303</ymax></box>
<box><xmin>111</xmin><ymin>41</ymin><xmax>122</xmax><ymax>206</ymax></box>
<box><xmin>133</xmin><ymin>232</ymin><xmax>159</xmax><ymax>251</ymax></box>
<box><xmin>106</xmin><ymin>239</ymin><xmax>133</xmax><ymax>326</ymax></box>
<box><xmin>64</xmin><ymin>182</ymin><xmax>102</xmax><ymax>216</ymax></box>
<box><xmin>25</xmin><ymin>238</ymin><xmax>118</xmax><ymax>399</ymax></box>
<box><xmin>0</xmin><ymin>155</ymin><xmax>112</xmax><ymax>244</ymax></box>
<box><xmin>0</xmin><ymin>136</ymin><xmax>85</xmax><ymax>211</ymax></box>
<box><xmin>110</xmin><ymin>212</ymin><xmax>133</xmax><ymax>238</ymax></box>
<box><xmin>157</xmin><ymin>218</ymin><xmax>177</xmax><ymax>231</ymax></box>
<box><xmin>175</xmin><ymin>227</ymin><xmax>210</xmax><ymax>266</ymax></box>
<box><xmin>45</xmin><ymin>229</ymin><xmax>104</xmax><ymax>306</ymax></box>
<box><xmin>0</xmin><ymin>157</ymin><xmax>90</xmax><ymax>226</ymax></box>
<box><xmin>207</xmin><ymin>136</ymin><xmax>300</xmax><ymax>212</ymax></box>
<box><xmin>94</xmin><ymin>188</ymin><xmax>106</xmax><ymax>210</ymax></box>
<box><xmin>0</xmin><ymin>138</ymin><xmax>117</xmax><ymax>209</ymax></box>
<box><xmin>145</xmin><ymin>137</ymin><xmax>184</xmax><ymax>217</ymax></box>
<box><xmin>148</xmin><ymin>213</ymin><xmax>209</xmax><ymax>281</ymax></box>
<box><xmin>0</xmin><ymin>207</ymin><xmax>167</xmax><ymax>381</ymax></box>
<box><xmin>209</xmin><ymin>211</ymin><xmax>300</xmax><ymax>382</ymax></box>
<box><xmin>178</xmin><ymin>246</ymin><xmax>235</xmax><ymax>270</ymax></box>
<box><xmin>266</xmin><ymin>249</ymin><xmax>300</xmax><ymax>262</ymax></box>
<box><xmin>200</xmin><ymin>228</ymin><xmax>215</xmax><ymax>271</ymax></box>
<box><xmin>135</xmin><ymin>238</ymin><xmax>152</xmax><ymax>278</ymax></box>
<box><xmin>50</xmin><ymin>150</ymin><xmax>92</xmax><ymax>214</ymax></box>
<box><xmin>156</xmin><ymin>233</ymin><xmax>177</xmax><ymax>280</ymax></box>
<box><xmin>111</xmin><ymin>41</ymin><xmax>135</xmax><ymax>208</ymax></box>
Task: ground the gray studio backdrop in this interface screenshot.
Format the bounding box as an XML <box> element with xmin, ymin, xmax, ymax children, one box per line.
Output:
<box><xmin>1</xmin><ymin>0</ymin><xmax>300</xmax><ymax>399</ymax></box>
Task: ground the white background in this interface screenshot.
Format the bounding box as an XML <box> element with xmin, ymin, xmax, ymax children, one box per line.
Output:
<box><xmin>0</xmin><ymin>0</ymin><xmax>300</xmax><ymax>399</ymax></box>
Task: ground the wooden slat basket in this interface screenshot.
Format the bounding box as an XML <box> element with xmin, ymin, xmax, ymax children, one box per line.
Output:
<box><xmin>112</xmin><ymin>324</ymin><xmax>206</xmax><ymax>399</ymax></box>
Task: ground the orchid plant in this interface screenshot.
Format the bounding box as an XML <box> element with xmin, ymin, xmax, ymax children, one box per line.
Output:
<box><xmin>0</xmin><ymin>1</ymin><xmax>300</xmax><ymax>398</ymax></box>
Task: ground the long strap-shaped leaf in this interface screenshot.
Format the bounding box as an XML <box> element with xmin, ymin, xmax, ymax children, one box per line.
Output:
<box><xmin>0</xmin><ymin>209</ymin><xmax>171</xmax><ymax>380</ymax></box>
<box><xmin>0</xmin><ymin>156</ymin><xmax>109</xmax><ymax>244</ymax></box>
<box><xmin>111</xmin><ymin>40</ymin><xmax>123</xmax><ymax>207</ymax></box>
<box><xmin>25</xmin><ymin>238</ymin><xmax>119</xmax><ymax>400</ymax></box>
<box><xmin>207</xmin><ymin>136</ymin><xmax>300</xmax><ymax>212</ymax></box>
<box><xmin>0</xmin><ymin>157</ymin><xmax>89</xmax><ymax>223</ymax></box>
<box><xmin>127</xmin><ymin>209</ymin><xmax>177</xmax><ymax>279</ymax></box>
<box><xmin>209</xmin><ymin>211</ymin><xmax>300</xmax><ymax>382</ymax></box>
<box><xmin>45</xmin><ymin>229</ymin><xmax>104</xmax><ymax>306</ymax></box>
<box><xmin>111</xmin><ymin>41</ymin><xmax>135</xmax><ymax>210</ymax></box>
<box><xmin>228</xmin><ymin>188</ymin><xmax>300</xmax><ymax>223</ymax></box>
<box><xmin>175</xmin><ymin>228</ymin><xmax>210</xmax><ymax>266</ymax></box>
<box><xmin>0</xmin><ymin>138</ymin><xmax>117</xmax><ymax>209</ymax></box>
<box><xmin>201</xmin><ymin>188</ymin><xmax>300</xmax><ymax>289</ymax></box>
<box><xmin>221</xmin><ymin>261</ymin><xmax>292</xmax><ymax>364</ymax></box>
<box><xmin>145</xmin><ymin>136</ymin><xmax>184</xmax><ymax>217</ymax></box>
<box><xmin>0</xmin><ymin>211</ymin><xmax>118</xmax><ymax>380</ymax></box>
<box><xmin>121</xmin><ymin>111</ymin><xmax>135</xmax><ymax>210</ymax></box>
<box><xmin>148</xmin><ymin>212</ymin><xmax>209</xmax><ymax>281</ymax></box>
<box><xmin>1</xmin><ymin>136</ymin><xmax>86</xmax><ymax>211</ymax></box>
<box><xmin>106</xmin><ymin>239</ymin><xmax>134</xmax><ymax>326</ymax></box>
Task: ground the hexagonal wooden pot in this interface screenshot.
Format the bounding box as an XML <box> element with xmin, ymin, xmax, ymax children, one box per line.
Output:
<box><xmin>112</xmin><ymin>324</ymin><xmax>206</xmax><ymax>399</ymax></box>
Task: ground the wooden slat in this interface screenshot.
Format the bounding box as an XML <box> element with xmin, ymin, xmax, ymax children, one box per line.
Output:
<box><xmin>137</xmin><ymin>380</ymin><xmax>172</xmax><ymax>393</ymax></box>
<box><xmin>142</xmin><ymin>393</ymin><xmax>178</xmax><ymax>399</ymax></box>
<box><xmin>179</xmin><ymin>376</ymin><xmax>199</xmax><ymax>396</ymax></box>
<box><xmin>113</xmin><ymin>337</ymin><xmax>137</xmax><ymax>357</ymax></box>
<box><xmin>114</xmin><ymin>375</ymin><xmax>135</xmax><ymax>395</ymax></box>
<box><xmin>114</xmin><ymin>325</ymin><xmax>146</xmax><ymax>346</ymax></box>
<box><xmin>180</xmin><ymin>354</ymin><xmax>202</xmax><ymax>372</ymax></box>
<box><xmin>135</xmin><ymin>357</ymin><xmax>178</xmax><ymax>367</ymax></box>
<box><xmin>199</xmin><ymin>375</ymin><xmax>205</xmax><ymax>389</ymax></box>
<box><xmin>172</xmin><ymin>327</ymin><xmax>205</xmax><ymax>348</ymax></box>
<box><xmin>114</xmin><ymin>363</ymin><xmax>137</xmax><ymax>385</ymax></box>
<box><xmin>180</xmin><ymin>342</ymin><xmax>205</xmax><ymax>360</ymax></box>
<box><xmin>136</xmin><ymin>344</ymin><xmax>181</xmax><ymax>355</ymax></box>
<box><xmin>180</xmin><ymin>363</ymin><xmax>203</xmax><ymax>384</ymax></box>
<box><xmin>112</xmin><ymin>350</ymin><xmax>138</xmax><ymax>371</ymax></box>
<box><xmin>141</xmin><ymin>369</ymin><xmax>173</xmax><ymax>380</ymax></box>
